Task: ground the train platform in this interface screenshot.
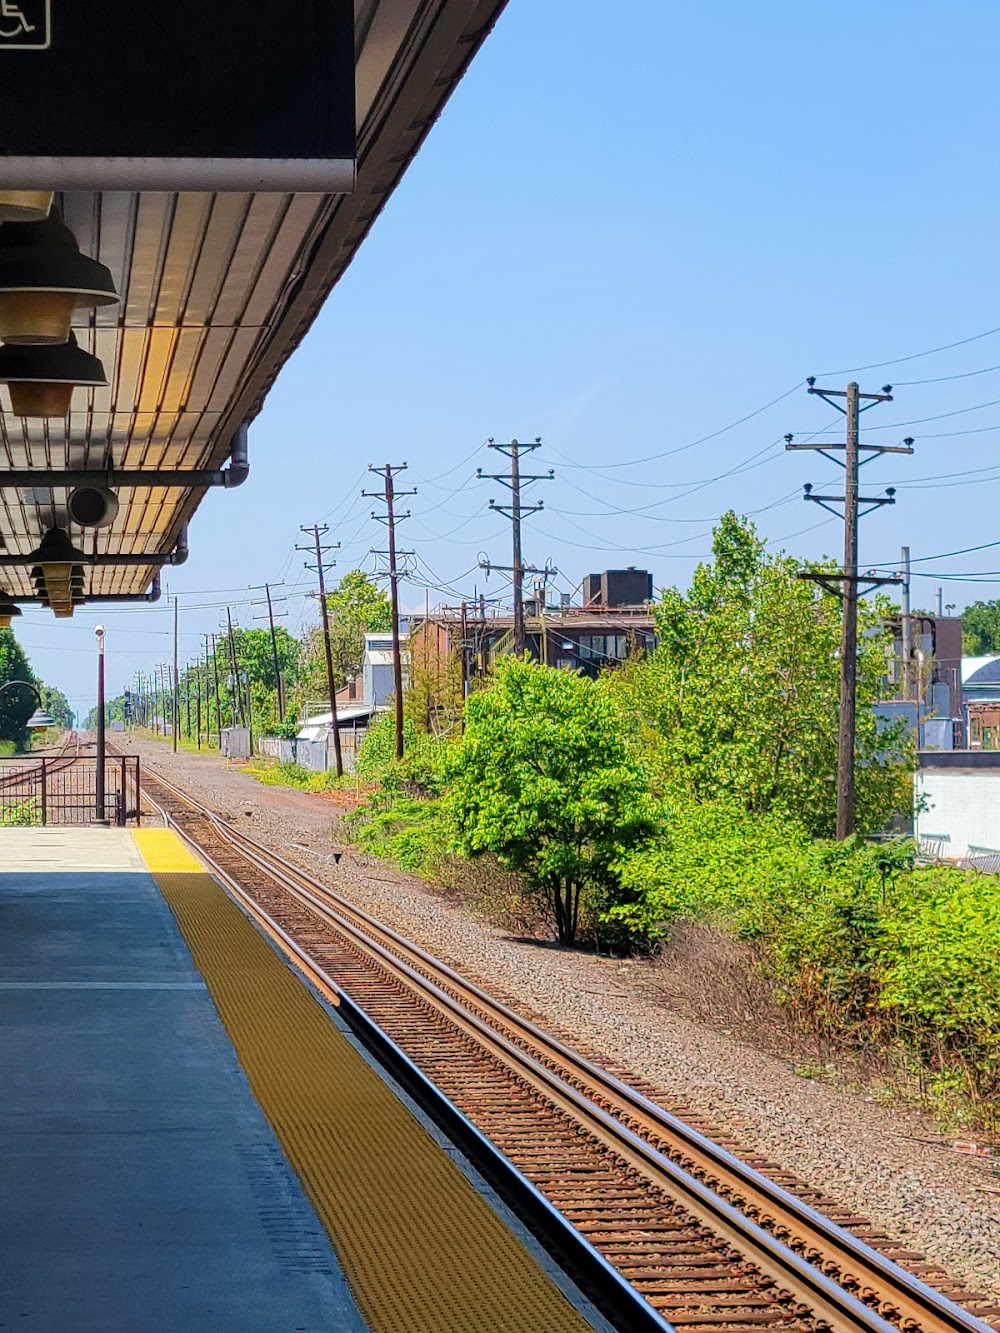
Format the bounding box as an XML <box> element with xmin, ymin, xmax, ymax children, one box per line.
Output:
<box><xmin>0</xmin><ymin>827</ymin><xmax>602</xmax><ymax>1333</ymax></box>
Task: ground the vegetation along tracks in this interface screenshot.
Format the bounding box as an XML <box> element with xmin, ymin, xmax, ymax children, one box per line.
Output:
<box><xmin>136</xmin><ymin>765</ymin><xmax>1000</xmax><ymax>1333</ymax></box>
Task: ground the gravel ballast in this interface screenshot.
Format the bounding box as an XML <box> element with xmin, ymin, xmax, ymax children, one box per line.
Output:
<box><xmin>128</xmin><ymin>736</ymin><xmax>1000</xmax><ymax>1296</ymax></box>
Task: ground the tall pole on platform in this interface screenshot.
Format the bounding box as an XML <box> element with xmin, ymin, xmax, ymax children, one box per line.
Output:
<box><xmin>95</xmin><ymin>625</ymin><xmax>108</xmax><ymax>826</ymax></box>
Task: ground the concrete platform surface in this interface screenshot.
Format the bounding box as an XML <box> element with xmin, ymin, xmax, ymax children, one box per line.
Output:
<box><xmin>0</xmin><ymin>831</ymin><xmax>367</xmax><ymax>1332</ymax></box>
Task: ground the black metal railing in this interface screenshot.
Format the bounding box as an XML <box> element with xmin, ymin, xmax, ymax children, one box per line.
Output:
<box><xmin>0</xmin><ymin>756</ymin><xmax>141</xmax><ymax>827</ymax></box>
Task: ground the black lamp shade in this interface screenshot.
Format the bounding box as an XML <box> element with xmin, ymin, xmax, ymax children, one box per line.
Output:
<box><xmin>0</xmin><ymin>217</ymin><xmax>119</xmax><ymax>306</ymax></box>
<box><xmin>0</xmin><ymin>216</ymin><xmax>119</xmax><ymax>346</ymax></box>
<box><xmin>0</xmin><ymin>334</ymin><xmax>107</xmax><ymax>416</ymax></box>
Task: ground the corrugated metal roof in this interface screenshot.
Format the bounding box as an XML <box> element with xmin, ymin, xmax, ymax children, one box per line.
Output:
<box><xmin>0</xmin><ymin>0</ymin><xmax>509</xmax><ymax>604</ymax></box>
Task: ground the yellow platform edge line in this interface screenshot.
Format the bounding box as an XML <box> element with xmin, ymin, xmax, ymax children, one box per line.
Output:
<box><xmin>132</xmin><ymin>828</ymin><xmax>591</xmax><ymax>1333</ymax></box>
<box><xmin>133</xmin><ymin>827</ymin><xmax>206</xmax><ymax>873</ymax></box>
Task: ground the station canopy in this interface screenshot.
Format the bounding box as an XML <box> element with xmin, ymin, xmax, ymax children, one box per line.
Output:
<box><xmin>0</xmin><ymin>0</ymin><xmax>507</xmax><ymax>609</ymax></box>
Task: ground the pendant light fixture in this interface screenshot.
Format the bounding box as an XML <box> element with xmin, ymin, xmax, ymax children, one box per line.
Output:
<box><xmin>0</xmin><ymin>586</ymin><xmax>22</xmax><ymax>628</ymax></box>
<box><xmin>0</xmin><ymin>215</ymin><xmax>119</xmax><ymax>345</ymax></box>
<box><xmin>27</xmin><ymin>527</ymin><xmax>87</xmax><ymax>619</ymax></box>
<box><xmin>0</xmin><ymin>333</ymin><xmax>107</xmax><ymax>416</ymax></box>
<box><xmin>0</xmin><ymin>192</ymin><xmax>53</xmax><ymax>223</ymax></box>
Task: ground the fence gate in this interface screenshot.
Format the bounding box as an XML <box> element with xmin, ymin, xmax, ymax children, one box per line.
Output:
<box><xmin>0</xmin><ymin>756</ymin><xmax>141</xmax><ymax>827</ymax></box>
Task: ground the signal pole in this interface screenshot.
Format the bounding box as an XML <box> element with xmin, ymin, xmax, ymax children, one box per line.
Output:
<box><xmin>787</xmin><ymin>379</ymin><xmax>912</xmax><ymax>839</ymax></box>
<box><xmin>478</xmin><ymin>438</ymin><xmax>552</xmax><ymax>655</ymax></box>
<box><xmin>364</xmin><ymin>464</ymin><xmax>416</xmax><ymax>760</ymax></box>
<box><xmin>298</xmin><ymin>525</ymin><xmax>343</xmax><ymax>776</ymax></box>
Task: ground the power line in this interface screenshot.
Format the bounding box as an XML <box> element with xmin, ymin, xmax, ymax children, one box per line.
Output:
<box><xmin>818</xmin><ymin>323</ymin><xmax>1000</xmax><ymax>377</ymax></box>
<box><xmin>550</xmin><ymin>382</ymin><xmax>805</xmax><ymax>472</ymax></box>
<box><xmin>896</xmin><ymin>360</ymin><xmax>1000</xmax><ymax>387</ymax></box>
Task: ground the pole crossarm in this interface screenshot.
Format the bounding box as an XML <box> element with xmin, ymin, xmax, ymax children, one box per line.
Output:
<box><xmin>798</xmin><ymin>571</ymin><xmax>905</xmax><ymax>599</ymax></box>
<box><xmin>477</xmin><ymin>437</ymin><xmax>552</xmax><ymax>656</ymax></box>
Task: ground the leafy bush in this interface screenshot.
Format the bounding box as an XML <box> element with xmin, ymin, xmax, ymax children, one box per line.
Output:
<box><xmin>0</xmin><ymin>797</ymin><xmax>40</xmax><ymax>825</ymax></box>
<box><xmin>878</xmin><ymin>869</ymin><xmax>1000</xmax><ymax>1096</ymax></box>
<box><xmin>446</xmin><ymin>658</ymin><xmax>658</xmax><ymax>945</ymax></box>
<box><xmin>346</xmin><ymin>795</ymin><xmax>449</xmax><ymax>878</ymax></box>
<box><xmin>356</xmin><ymin>712</ymin><xmax>451</xmax><ymax>794</ymax></box>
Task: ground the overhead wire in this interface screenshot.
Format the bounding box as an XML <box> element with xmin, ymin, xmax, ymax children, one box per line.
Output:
<box><xmin>817</xmin><ymin>323</ymin><xmax>1000</xmax><ymax>377</ymax></box>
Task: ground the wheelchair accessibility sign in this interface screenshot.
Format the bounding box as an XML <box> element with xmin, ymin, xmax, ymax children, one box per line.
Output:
<box><xmin>0</xmin><ymin>0</ymin><xmax>49</xmax><ymax>48</ymax></box>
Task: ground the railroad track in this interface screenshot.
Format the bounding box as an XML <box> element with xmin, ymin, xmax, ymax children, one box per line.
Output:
<box><xmin>0</xmin><ymin>729</ymin><xmax>80</xmax><ymax>791</ymax></box>
<box><xmin>134</xmin><ymin>764</ymin><xmax>999</xmax><ymax>1333</ymax></box>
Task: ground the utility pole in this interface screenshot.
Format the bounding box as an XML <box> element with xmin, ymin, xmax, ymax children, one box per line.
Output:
<box><xmin>298</xmin><ymin>525</ymin><xmax>344</xmax><ymax>776</ymax></box>
<box><xmin>225</xmin><ymin>608</ymin><xmax>242</xmax><ymax>728</ymax></box>
<box><xmin>251</xmin><ymin>582</ymin><xmax>287</xmax><ymax>721</ymax></box>
<box><xmin>209</xmin><ymin>634</ymin><xmax>222</xmax><ymax>748</ymax></box>
<box><xmin>787</xmin><ymin>379</ymin><xmax>912</xmax><ymax>840</ymax></box>
<box><xmin>460</xmin><ymin>600</ymin><xmax>469</xmax><ymax>698</ymax></box>
<box><xmin>478</xmin><ymin>438</ymin><xmax>552</xmax><ymax>655</ymax></box>
<box><xmin>195</xmin><ymin>649</ymin><xmax>203</xmax><ymax>750</ymax></box>
<box><xmin>900</xmin><ymin>545</ymin><xmax>912</xmax><ymax>703</ymax></box>
<box><xmin>365</xmin><ymin>465</ymin><xmax>416</xmax><ymax>761</ymax></box>
<box><xmin>172</xmin><ymin>596</ymin><xmax>179</xmax><ymax>753</ymax></box>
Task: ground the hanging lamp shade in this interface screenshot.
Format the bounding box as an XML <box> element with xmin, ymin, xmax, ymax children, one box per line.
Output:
<box><xmin>0</xmin><ymin>333</ymin><xmax>106</xmax><ymax>417</ymax></box>
<box><xmin>27</xmin><ymin>527</ymin><xmax>87</xmax><ymax>580</ymax></box>
<box><xmin>0</xmin><ymin>215</ymin><xmax>119</xmax><ymax>345</ymax></box>
<box><xmin>27</xmin><ymin>530</ymin><xmax>87</xmax><ymax>620</ymax></box>
<box><xmin>26</xmin><ymin>708</ymin><xmax>55</xmax><ymax>730</ymax></box>
<box><xmin>0</xmin><ymin>586</ymin><xmax>22</xmax><ymax>629</ymax></box>
<box><xmin>0</xmin><ymin>192</ymin><xmax>53</xmax><ymax>224</ymax></box>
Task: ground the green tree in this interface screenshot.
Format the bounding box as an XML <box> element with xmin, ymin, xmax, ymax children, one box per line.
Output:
<box><xmin>612</xmin><ymin>511</ymin><xmax>911</xmax><ymax>838</ymax></box>
<box><xmin>300</xmin><ymin>570</ymin><xmax>391</xmax><ymax>697</ymax></box>
<box><xmin>404</xmin><ymin>619</ymin><xmax>464</xmax><ymax>735</ymax></box>
<box><xmin>961</xmin><ymin>599</ymin><xmax>1000</xmax><ymax>655</ymax></box>
<box><xmin>0</xmin><ymin>631</ymin><xmax>41</xmax><ymax>752</ymax></box>
<box><xmin>445</xmin><ymin>658</ymin><xmax>658</xmax><ymax>946</ymax></box>
<box><xmin>40</xmin><ymin>684</ymin><xmax>74</xmax><ymax>729</ymax></box>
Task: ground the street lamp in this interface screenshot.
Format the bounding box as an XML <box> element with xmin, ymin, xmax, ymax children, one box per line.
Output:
<box><xmin>94</xmin><ymin>625</ymin><xmax>108</xmax><ymax>826</ymax></box>
<box><xmin>0</xmin><ymin>679</ymin><xmax>54</xmax><ymax>736</ymax></box>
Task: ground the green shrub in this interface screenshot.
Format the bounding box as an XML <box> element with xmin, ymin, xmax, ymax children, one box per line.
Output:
<box><xmin>345</xmin><ymin>795</ymin><xmax>449</xmax><ymax>878</ymax></box>
<box><xmin>878</xmin><ymin>868</ymin><xmax>1000</xmax><ymax>1096</ymax></box>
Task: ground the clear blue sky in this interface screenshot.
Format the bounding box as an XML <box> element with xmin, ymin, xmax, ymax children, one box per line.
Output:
<box><xmin>22</xmin><ymin>0</ymin><xmax>1000</xmax><ymax>716</ymax></box>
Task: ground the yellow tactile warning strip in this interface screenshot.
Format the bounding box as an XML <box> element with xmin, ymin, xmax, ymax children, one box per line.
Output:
<box><xmin>132</xmin><ymin>829</ymin><xmax>593</xmax><ymax>1333</ymax></box>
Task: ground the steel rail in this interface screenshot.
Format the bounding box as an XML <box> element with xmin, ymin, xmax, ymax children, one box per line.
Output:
<box><xmin>136</xmin><ymin>765</ymin><xmax>995</xmax><ymax>1333</ymax></box>
<box><xmin>142</xmin><ymin>775</ymin><xmax>672</xmax><ymax>1333</ymax></box>
<box><xmin>0</xmin><ymin>730</ymin><xmax>80</xmax><ymax>792</ymax></box>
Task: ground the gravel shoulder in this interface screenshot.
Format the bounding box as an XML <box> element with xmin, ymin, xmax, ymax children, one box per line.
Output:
<box><xmin>128</xmin><ymin>735</ymin><xmax>1000</xmax><ymax>1296</ymax></box>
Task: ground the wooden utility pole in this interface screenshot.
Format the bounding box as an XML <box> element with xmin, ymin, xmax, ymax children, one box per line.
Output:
<box><xmin>787</xmin><ymin>380</ymin><xmax>911</xmax><ymax>840</ymax></box>
<box><xmin>478</xmin><ymin>438</ymin><xmax>552</xmax><ymax>655</ymax></box>
<box><xmin>252</xmin><ymin>582</ymin><xmax>287</xmax><ymax>721</ymax></box>
<box><xmin>209</xmin><ymin>634</ymin><xmax>222</xmax><ymax>747</ymax></box>
<box><xmin>172</xmin><ymin>596</ymin><xmax>179</xmax><ymax>753</ymax></box>
<box><xmin>365</xmin><ymin>465</ymin><xmax>416</xmax><ymax>760</ymax></box>
<box><xmin>225</xmin><ymin>608</ymin><xmax>242</xmax><ymax>728</ymax></box>
<box><xmin>460</xmin><ymin>600</ymin><xmax>469</xmax><ymax>698</ymax></box>
<box><xmin>298</xmin><ymin>525</ymin><xmax>343</xmax><ymax>776</ymax></box>
<box><xmin>900</xmin><ymin>545</ymin><xmax>912</xmax><ymax>703</ymax></box>
<box><xmin>195</xmin><ymin>650</ymin><xmax>203</xmax><ymax>750</ymax></box>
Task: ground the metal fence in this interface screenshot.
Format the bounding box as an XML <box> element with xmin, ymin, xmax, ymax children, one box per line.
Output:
<box><xmin>256</xmin><ymin>730</ymin><xmax>367</xmax><ymax>773</ymax></box>
<box><xmin>0</xmin><ymin>756</ymin><xmax>141</xmax><ymax>827</ymax></box>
